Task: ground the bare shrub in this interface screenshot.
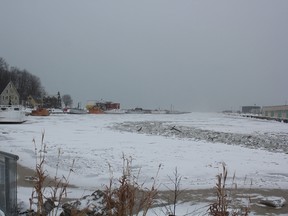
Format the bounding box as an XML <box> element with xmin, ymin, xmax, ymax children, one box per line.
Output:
<box><xmin>208</xmin><ymin>164</ymin><xmax>250</xmax><ymax>216</ymax></box>
<box><xmin>103</xmin><ymin>154</ymin><xmax>160</xmax><ymax>216</ymax></box>
<box><xmin>161</xmin><ymin>167</ymin><xmax>183</xmax><ymax>216</ymax></box>
<box><xmin>28</xmin><ymin>132</ymin><xmax>74</xmax><ymax>215</ymax></box>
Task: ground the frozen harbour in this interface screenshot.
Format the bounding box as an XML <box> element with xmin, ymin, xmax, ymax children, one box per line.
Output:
<box><xmin>1</xmin><ymin>112</ymin><xmax>288</xmax><ymax>214</ymax></box>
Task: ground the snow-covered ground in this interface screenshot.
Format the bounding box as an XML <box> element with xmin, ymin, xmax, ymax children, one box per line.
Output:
<box><xmin>1</xmin><ymin>112</ymin><xmax>288</xmax><ymax>214</ymax></box>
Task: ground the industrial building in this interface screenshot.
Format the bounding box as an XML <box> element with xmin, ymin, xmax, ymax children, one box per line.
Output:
<box><xmin>262</xmin><ymin>105</ymin><xmax>288</xmax><ymax>120</ymax></box>
<box><xmin>241</xmin><ymin>106</ymin><xmax>261</xmax><ymax>114</ymax></box>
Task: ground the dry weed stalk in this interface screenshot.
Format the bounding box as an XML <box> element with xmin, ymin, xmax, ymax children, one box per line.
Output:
<box><xmin>48</xmin><ymin>149</ymin><xmax>75</xmax><ymax>216</ymax></box>
<box><xmin>137</xmin><ymin>163</ymin><xmax>160</xmax><ymax>216</ymax></box>
<box><xmin>103</xmin><ymin>154</ymin><xmax>160</xmax><ymax>216</ymax></box>
<box><xmin>30</xmin><ymin>132</ymin><xmax>47</xmax><ymax>214</ymax></box>
<box><xmin>208</xmin><ymin>164</ymin><xmax>250</xmax><ymax>216</ymax></box>
<box><xmin>29</xmin><ymin>132</ymin><xmax>74</xmax><ymax>216</ymax></box>
<box><xmin>161</xmin><ymin>167</ymin><xmax>183</xmax><ymax>216</ymax></box>
<box><xmin>208</xmin><ymin>163</ymin><xmax>229</xmax><ymax>216</ymax></box>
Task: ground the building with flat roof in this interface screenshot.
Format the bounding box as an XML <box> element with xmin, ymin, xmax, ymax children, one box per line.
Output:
<box><xmin>241</xmin><ymin>106</ymin><xmax>261</xmax><ymax>114</ymax></box>
<box><xmin>262</xmin><ymin>105</ymin><xmax>288</xmax><ymax>120</ymax></box>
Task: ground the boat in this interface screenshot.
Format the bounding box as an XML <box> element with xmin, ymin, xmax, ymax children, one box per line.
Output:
<box><xmin>68</xmin><ymin>108</ymin><xmax>88</xmax><ymax>114</ymax></box>
<box><xmin>87</xmin><ymin>106</ymin><xmax>104</xmax><ymax>114</ymax></box>
<box><xmin>67</xmin><ymin>103</ymin><xmax>88</xmax><ymax>114</ymax></box>
<box><xmin>48</xmin><ymin>108</ymin><xmax>64</xmax><ymax>114</ymax></box>
<box><xmin>31</xmin><ymin>107</ymin><xmax>50</xmax><ymax>116</ymax></box>
<box><xmin>0</xmin><ymin>105</ymin><xmax>27</xmax><ymax>124</ymax></box>
<box><xmin>104</xmin><ymin>109</ymin><xmax>127</xmax><ymax>114</ymax></box>
<box><xmin>86</xmin><ymin>100</ymin><xmax>122</xmax><ymax>114</ymax></box>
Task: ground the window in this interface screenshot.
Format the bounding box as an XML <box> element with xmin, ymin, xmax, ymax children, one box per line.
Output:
<box><xmin>278</xmin><ymin>111</ymin><xmax>282</xmax><ymax>118</ymax></box>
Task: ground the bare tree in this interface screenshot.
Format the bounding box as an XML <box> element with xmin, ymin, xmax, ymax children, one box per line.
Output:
<box><xmin>62</xmin><ymin>94</ymin><xmax>73</xmax><ymax>107</ymax></box>
<box><xmin>0</xmin><ymin>57</ymin><xmax>45</xmax><ymax>104</ymax></box>
<box><xmin>0</xmin><ymin>57</ymin><xmax>9</xmax><ymax>72</ymax></box>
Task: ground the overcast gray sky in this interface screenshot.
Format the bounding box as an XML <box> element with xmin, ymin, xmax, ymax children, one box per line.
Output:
<box><xmin>1</xmin><ymin>1</ymin><xmax>287</xmax><ymax>112</ymax></box>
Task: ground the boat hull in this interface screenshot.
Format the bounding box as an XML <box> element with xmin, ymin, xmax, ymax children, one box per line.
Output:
<box><xmin>31</xmin><ymin>108</ymin><xmax>50</xmax><ymax>116</ymax></box>
<box><xmin>104</xmin><ymin>109</ymin><xmax>127</xmax><ymax>114</ymax></box>
<box><xmin>0</xmin><ymin>105</ymin><xmax>27</xmax><ymax>124</ymax></box>
<box><xmin>68</xmin><ymin>108</ymin><xmax>88</xmax><ymax>114</ymax></box>
<box><xmin>88</xmin><ymin>107</ymin><xmax>104</xmax><ymax>114</ymax></box>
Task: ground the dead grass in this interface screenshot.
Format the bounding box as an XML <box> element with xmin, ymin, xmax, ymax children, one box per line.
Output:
<box><xmin>208</xmin><ymin>164</ymin><xmax>250</xmax><ymax>216</ymax></box>
<box><xmin>28</xmin><ymin>132</ymin><xmax>75</xmax><ymax>215</ymax></box>
<box><xmin>103</xmin><ymin>154</ymin><xmax>160</xmax><ymax>216</ymax></box>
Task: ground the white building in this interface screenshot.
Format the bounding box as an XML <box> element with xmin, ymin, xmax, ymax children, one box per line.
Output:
<box><xmin>262</xmin><ymin>105</ymin><xmax>288</xmax><ymax>120</ymax></box>
<box><xmin>0</xmin><ymin>81</ymin><xmax>20</xmax><ymax>105</ymax></box>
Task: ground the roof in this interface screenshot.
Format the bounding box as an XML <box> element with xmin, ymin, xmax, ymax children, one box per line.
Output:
<box><xmin>0</xmin><ymin>81</ymin><xmax>19</xmax><ymax>97</ymax></box>
<box><xmin>0</xmin><ymin>81</ymin><xmax>10</xmax><ymax>93</ymax></box>
<box><xmin>0</xmin><ymin>151</ymin><xmax>19</xmax><ymax>160</ymax></box>
<box><xmin>262</xmin><ymin>105</ymin><xmax>288</xmax><ymax>111</ymax></box>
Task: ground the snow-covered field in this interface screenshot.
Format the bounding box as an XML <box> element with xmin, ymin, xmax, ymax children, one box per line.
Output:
<box><xmin>1</xmin><ymin>112</ymin><xmax>288</xmax><ymax>214</ymax></box>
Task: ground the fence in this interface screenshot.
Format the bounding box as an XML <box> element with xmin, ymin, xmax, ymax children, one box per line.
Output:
<box><xmin>0</xmin><ymin>151</ymin><xmax>19</xmax><ymax>216</ymax></box>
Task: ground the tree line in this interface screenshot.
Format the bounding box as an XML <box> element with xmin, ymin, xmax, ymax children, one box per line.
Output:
<box><xmin>0</xmin><ymin>57</ymin><xmax>73</xmax><ymax>108</ymax></box>
<box><xmin>0</xmin><ymin>57</ymin><xmax>44</xmax><ymax>102</ymax></box>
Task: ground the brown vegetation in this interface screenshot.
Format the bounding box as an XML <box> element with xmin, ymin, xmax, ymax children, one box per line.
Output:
<box><xmin>22</xmin><ymin>134</ymin><xmax>253</xmax><ymax>216</ymax></box>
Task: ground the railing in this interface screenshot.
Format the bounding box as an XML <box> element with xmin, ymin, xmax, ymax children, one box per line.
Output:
<box><xmin>0</xmin><ymin>151</ymin><xmax>19</xmax><ymax>216</ymax></box>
